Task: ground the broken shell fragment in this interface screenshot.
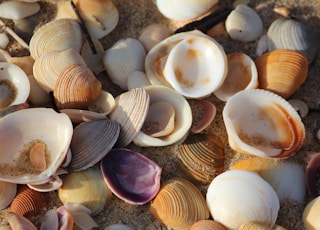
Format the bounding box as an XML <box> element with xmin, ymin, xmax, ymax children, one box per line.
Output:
<box><xmin>302</xmin><ymin>196</ymin><xmax>320</xmax><ymax>230</ymax></box>
<box><xmin>189</xmin><ymin>99</ymin><xmax>216</xmax><ymax>133</ymax></box>
<box><xmin>100</xmin><ymin>148</ymin><xmax>162</xmax><ymax>205</ymax></box>
<box><xmin>306</xmin><ymin>152</ymin><xmax>320</xmax><ymax>198</ymax></box>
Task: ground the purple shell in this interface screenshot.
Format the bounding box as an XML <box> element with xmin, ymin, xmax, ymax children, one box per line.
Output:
<box><xmin>306</xmin><ymin>152</ymin><xmax>320</xmax><ymax>198</ymax></box>
<box><xmin>100</xmin><ymin>148</ymin><xmax>162</xmax><ymax>205</ymax></box>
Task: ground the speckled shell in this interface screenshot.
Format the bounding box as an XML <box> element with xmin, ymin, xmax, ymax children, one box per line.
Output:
<box><xmin>190</xmin><ymin>219</ymin><xmax>227</xmax><ymax>230</ymax></box>
<box><xmin>150</xmin><ymin>177</ymin><xmax>209</xmax><ymax>230</ymax></box>
<box><xmin>176</xmin><ymin>134</ymin><xmax>225</xmax><ymax>184</ymax></box>
<box><xmin>255</xmin><ymin>49</ymin><xmax>308</xmax><ymax>99</ymax></box>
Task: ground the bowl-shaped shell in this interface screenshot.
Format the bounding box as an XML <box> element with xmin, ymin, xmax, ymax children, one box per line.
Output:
<box><xmin>133</xmin><ymin>85</ymin><xmax>192</xmax><ymax>147</ymax></box>
<box><xmin>306</xmin><ymin>152</ymin><xmax>320</xmax><ymax>198</ymax></box>
<box><xmin>58</xmin><ymin>166</ymin><xmax>112</xmax><ymax>215</ymax></box>
<box><xmin>0</xmin><ymin>182</ymin><xmax>17</xmax><ymax>210</ymax></box>
<box><xmin>255</xmin><ymin>49</ymin><xmax>308</xmax><ymax>99</ymax></box>
<box><xmin>54</xmin><ymin>64</ymin><xmax>102</xmax><ymax>110</ymax></box>
<box><xmin>302</xmin><ymin>196</ymin><xmax>320</xmax><ymax>230</ymax></box>
<box><xmin>150</xmin><ymin>177</ymin><xmax>209</xmax><ymax>230</ymax></box>
<box><xmin>0</xmin><ymin>108</ymin><xmax>73</xmax><ymax>184</ymax></box>
<box><xmin>223</xmin><ymin>89</ymin><xmax>305</xmax><ymax>158</ymax></box>
<box><xmin>206</xmin><ymin>170</ymin><xmax>280</xmax><ymax>230</ymax></box>
<box><xmin>88</xmin><ymin>90</ymin><xmax>116</xmax><ymax>115</ymax></box>
<box><xmin>69</xmin><ymin>119</ymin><xmax>120</xmax><ymax>171</ymax></box>
<box><xmin>190</xmin><ymin>220</ymin><xmax>227</xmax><ymax>230</ymax></box>
<box><xmin>29</xmin><ymin>19</ymin><xmax>83</xmax><ymax>60</ymax></box>
<box><xmin>176</xmin><ymin>134</ymin><xmax>225</xmax><ymax>184</ymax></box>
<box><xmin>0</xmin><ymin>62</ymin><xmax>30</xmax><ymax>110</ymax></box>
<box><xmin>100</xmin><ymin>148</ymin><xmax>162</xmax><ymax>205</ymax></box>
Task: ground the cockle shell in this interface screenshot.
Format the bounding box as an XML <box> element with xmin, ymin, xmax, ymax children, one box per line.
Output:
<box><xmin>302</xmin><ymin>196</ymin><xmax>320</xmax><ymax>230</ymax></box>
<box><xmin>223</xmin><ymin>89</ymin><xmax>305</xmax><ymax>158</ymax></box>
<box><xmin>206</xmin><ymin>170</ymin><xmax>280</xmax><ymax>230</ymax></box>
<box><xmin>150</xmin><ymin>177</ymin><xmax>209</xmax><ymax>230</ymax></box>
<box><xmin>0</xmin><ymin>182</ymin><xmax>17</xmax><ymax>210</ymax></box>
<box><xmin>88</xmin><ymin>90</ymin><xmax>116</xmax><ymax>115</ymax></box>
<box><xmin>29</xmin><ymin>19</ymin><xmax>83</xmax><ymax>60</ymax></box>
<box><xmin>0</xmin><ymin>1</ymin><xmax>40</xmax><ymax>20</ymax></box>
<box><xmin>190</xmin><ymin>220</ymin><xmax>227</xmax><ymax>230</ymax></box>
<box><xmin>176</xmin><ymin>134</ymin><xmax>225</xmax><ymax>184</ymax></box>
<box><xmin>0</xmin><ymin>108</ymin><xmax>73</xmax><ymax>184</ymax></box>
<box><xmin>255</xmin><ymin>49</ymin><xmax>308</xmax><ymax>99</ymax></box>
<box><xmin>225</xmin><ymin>4</ymin><xmax>263</xmax><ymax>42</ymax></box>
<box><xmin>53</xmin><ymin>64</ymin><xmax>102</xmax><ymax>110</ymax></box>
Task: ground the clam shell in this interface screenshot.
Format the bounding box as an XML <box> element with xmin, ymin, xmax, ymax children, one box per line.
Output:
<box><xmin>0</xmin><ymin>182</ymin><xmax>17</xmax><ymax>210</ymax></box>
<box><xmin>267</xmin><ymin>18</ymin><xmax>319</xmax><ymax>63</ymax></box>
<box><xmin>190</xmin><ymin>220</ymin><xmax>227</xmax><ymax>230</ymax></box>
<box><xmin>109</xmin><ymin>88</ymin><xmax>150</xmax><ymax>147</ymax></box>
<box><xmin>53</xmin><ymin>64</ymin><xmax>102</xmax><ymax>110</ymax></box>
<box><xmin>189</xmin><ymin>99</ymin><xmax>216</xmax><ymax>133</ymax></box>
<box><xmin>88</xmin><ymin>90</ymin><xmax>116</xmax><ymax>115</ymax></box>
<box><xmin>302</xmin><ymin>196</ymin><xmax>320</xmax><ymax>230</ymax></box>
<box><xmin>29</xmin><ymin>19</ymin><xmax>83</xmax><ymax>60</ymax></box>
<box><xmin>306</xmin><ymin>152</ymin><xmax>320</xmax><ymax>198</ymax></box>
<box><xmin>150</xmin><ymin>177</ymin><xmax>209</xmax><ymax>230</ymax></box>
<box><xmin>176</xmin><ymin>134</ymin><xmax>225</xmax><ymax>184</ymax></box>
<box><xmin>6</xmin><ymin>211</ymin><xmax>37</xmax><ymax>230</ymax></box>
<box><xmin>126</xmin><ymin>71</ymin><xmax>151</xmax><ymax>90</ymax></box>
<box><xmin>223</xmin><ymin>89</ymin><xmax>305</xmax><ymax>158</ymax></box>
<box><xmin>206</xmin><ymin>170</ymin><xmax>280</xmax><ymax>230</ymax></box>
<box><xmin>58</xmin><ymin>166</ymin><xmax>112</xmax><ymax>215</ymax></box>
<box><xmin>255</xmin><ymin>49</ymin><xmax>308</xmax><ymax>99</ymax></box>
<box><xmin>0</xmin><ymin>1</ymin><xmax>40</xmax><ymax>20</ymax></box>
<box><xmin>69</xmin><ymin>119</ymin><xmax>120</xmax><ymax>171</ymax></box>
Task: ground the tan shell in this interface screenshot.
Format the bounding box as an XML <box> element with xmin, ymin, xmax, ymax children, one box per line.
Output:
<box><xmin>109</xmin><ymin>88</ymin><xmax>150</xmax><ymax>147</ymax></box>
<box><xmin>60</xmin><ymin>109</ymin><xmax>107</xmax><ymax>124</ymax></box>
<box><xmin>54</xmin><ymin>64</ymin><xmax>102</xmax><ymax>110</ymax></box>
<box><xmin>150</xmin><ymin>177</ymin><xmax>209</xmax><ymax>230</ymax></box>
<box><xmin>303</xmin><ymin>196</ymin><xmax>320</xmax><ymax>230</ymax></box>
<box><xmin>0</xmin><ymin>182</ymin><xmax>17</xmax><ymax>210</ymax></box>
<box><xmin>255</xmin><ymin>49</ymin><xmax>308</xmax><ymax>99</ymax></box>
<box><xmin>29</xmin><ymin>19</ymin><xmax>83</xmax><ymax>60</ymax></box>
<box><xmin>69</xmin><ymin>119</ymin><xmax>120</xmax><ymax>171</ymax></box>
<box><xmin>176</xmin><ymin>134</ymin><xmax>225</xmax><ymax>184</ymax></box>
<box><xmin>239</xmin><ymin>222</ymin><xmax>287</xmax><ymax>230</ymax></box>
<box><xmin>190</xmin><ymin>220</ymin><xmax>227</xmax><ymax>230</ymax></box>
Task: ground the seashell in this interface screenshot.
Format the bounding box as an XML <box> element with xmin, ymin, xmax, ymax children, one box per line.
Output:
<box><xmin>63</xmin><ymin>202</ymin><xmax>92</xmax><ymax>215</ymax></box>
<box><xmin>58</xmin><ymin>166</ymin><xmax>112</xmax><ymax>215</ymax></box>
<box><xmin>103</xmin><ymin>38</ymin><xmax>146</xmax><ymax>90</ymax></box>
<box><xmin>255</xmin><ymin>49</ymin><xmax>308</xmax><ymax>99</ymax></box>
<box><xmin>29</xmin><ymin>19</ymin><xmax>83</xmax><ymax>60</ymax></box>
<box><xmin>9</xmin><ymin>56</ymin><xmax>34</xmax><ymax>76</ymax></box>
<box><xmin>155</xmin><ymin>0</ymin><xmax>219</xmax><ymax>21</ymax></box>
<box><xmin>33</xmin><ymin>48</ymin><xmax>87</xmax><ymax>93</ymax></box>
<box><xmin>239</xmin><ymin>222</ymin><xmax>287</xmax><ymax>230</ymax></box>
<box><xmin>81</xmin><ymin>38</ymin><xmax>105</xmax><ymax>75</ymax></box>
<box><xmin>206</xmin><ymin>170</ymin><xmax>280</xmax><ymax>230</ymax></box>
<box><xmin>225</xmin><ymin>4</ymin><xmax>263</xmax><ymax>42</ymax></box>
<box><xmin>0</xmin><ymin>49</ymin><xmax>11</xmax><ymax>62</ymax></box>
<box><xmin>56</xmin><ymin>206</ymin><xmax>74</xmax><ymax>230</ymax></box>
<box><xmin>138</xmin><ymin>23</ymin><xmax>172</xmax><ymax>51</ymax></box>
<box><xmin>56</xmin><ymin>0</ymin><xmax>119</xmax><ymax>39</ymax></box>
<box><xmin>27</xmin><ymin>74</ymin><xmax>51</xmax><ymax>107</ymax></box>
<box><xmin>223</xmin><ymin>89</ymin><xmax>305</xmax><ymax>158</ymax></box>
<box><xmin>189</xmin><ymin>99</ymin><xmax>216</xmax><ymax>133</ymax></box>
<box><xmin>302</xmin><ymin>196</ymin><xmax>320</xmax><ymax>230</ymax></box>
<box><xmin>288</xmin><ymin>99</ymin><xmax>309</xmax><ymax>118</ymax></box>
<box><xmin>190</xmin><ymin>219</ymin><xmax>227</xmax><ymax>230</ymax></box>
<box><xmin>214</xmin><ymin>52</ymin><xmax>258</xmax><ymax>101</ymax></box>
<box><xmin>0</xmin><ymin>182</ymin><xmax>17</xmax><ymax>210</ymax></box>
<box><xmin>109</xmin><ymin>88</ymin><xmax>150</xmax><ymax>147</ymax></box>
<box><xmin>0</xmin><ymin>103</ymin><xmax>29</xmax><ymax>119</ymax></box>
<box><xmin>150</xmin><ymin>177</ymin><xmax>209</xmax><ymax>230</ymax></box>
<box><xmin>60</xmin><ymin>109</ymin><xmax>107</xmax><ymax>124</ymax></box>
<box><xmin>133</xmin><ymin>85</ymin><xmax>192</xmax><ymax>147</ymax></box>
<box><xmin>10</xmin><ymin>186</ymin><xmax>49</xmax><ymax>218</ymax></box>
<box><xmin>100</xmin><ymin>148</ymin><xmax>162</xmax><ymax>205</ymax></box>
<box><xmin>163</xmin><ymin>35</ymin><xmax>227</xmax><ymax>98</ymax></box>
<box><xmin>306</xmin><ymin>152</ymin><xmax>320</xmax><ymax>198</ymax></box>
<box><xmin>176</xmin><ymin>134</ymin><xmax>225</xmax><ymax>184</ymax></box>
<box><xmin>6</xmin><ymin>211</ymin><xmax>37</xmax><ymax>230</ymax></box>
<box><xmin>0</xmin><ymin>108</ymin><xmax>73</xmax><ymax>184</ymax></box>
<box><xmin>267</xmin><ymin>18</ymin><xmax>319</xmax><ymax>63</ymax></box>
<box><xmin>69</xmin><ymin>119</ymin><xmax>120</xmax><ymax>171</ymax></box>
<box><xmin>0</xmin><ymin>62</ymin><xmax>30</xmax><ymax>110</ymax></box>
<box><xmin>88</xmin><ymin>90</ymin><xmax>116</xmax><ymax>115</ymax></box>
<box><xmin>105</xmin><ymin>224</ymin><xmax>133</xmax><ymax>230</ymax></box>
<box><xmin>127</xmin><ymin>71</ymin><xmax>151</xmax><ymax>90</ymax></box>
<box><xmin>0</xmin><ymin>33</ymin><xmax>9</xmax><ymax>49</ymax></box>
<box><xmin>27</xmin><ymin>174</ymin><xmax>63</xmax><ymax>192</ymax></box>
<box><xmin>13</xmin><ymin>17</ymin><xmax>38</xmax><ymax>43</ymax></box>
<box><xmin>273</xmin><ymin>6</ymin><xmax>291</xmax><ymax>18</ymax></box>
<box><xmin>40</xmin><ymin>209</ymin><xmax>58</xmax><ymax>230</ymax></box>
<box><xmin>0</xmin><ymin>1</ymin><xmax>40</xmax><ymax>20</ymax></box>
<box><xmin>54</xmin><ymin>64</ymin><xmax>102</xmax><ymax>110</ymax></box>
<box><xmin>63</xmin><ymin>203</ymin><xmax>98</xmax><ymax>229</ymax></box>
<box><xmin>256</xmin><ymin>34</ymin><xmax>269</xmax><ymax>56</ymax></box>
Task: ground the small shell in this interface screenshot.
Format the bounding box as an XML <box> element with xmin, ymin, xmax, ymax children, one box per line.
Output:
<box><xmin>0</xmin><ymin>182</ymin><xmax>17</xmax><ymax>210</ymax></box>
<box><xmin>9</xmin><ymin>56</ymin><xmax>34</xmax><ymax>76</ymax></box>
<box><xmin>150</xmin><ymin>177</ymin><xmax>209</xmax><ymax>230</ymax></box>
<box><xmin>189</xmin><ymin>99</ymin><xmax>216</xmax><ymax>133</ymax></box>
<box><xmin>288</xmin><ymin>99</ymin><xmax>309</xmax><ymax>118</ymax></box>
<box><xmin>6</xmin><ymin>212</ymin><xmax>37</xmax><ymax>230</ymax></box>
<box><xmin>0</xmin><ymin>1</ymin><xmax>40</xmax><ymax>20</ymax></box>
<box><xmin>306</xmin><ymin>152</ymin><xmax>320</xmax><ymax>198</ymax></box>
<box><xmin>190</xmin><ymin>220</ymin><xmax>227</xmax><ymax>230</ymax></box>
<box><xmin>40</xmin><ymin>209</ymin><xmax>59</xmax><ymax>230</ymax></box>
<box><xmin>225</xmin><ymin>4</ymin><xmax>263</xmax><ymax>42</ymax></box>
<box><xmin>88</xmin><ymin>90</ymin><xmax>116</xmax><ymax>115</ymax></box>
<box><xmin>302</xmin><ymin>196</ymin><xmax>320</xmax><ymax>230</ymax></box>
<box><xmin>60</xmin><ymin>109</ymin><xmax>107</xmax><ymax>124</ymax></box>
<box><xmin>27</xmin><ymin>175</ymin><xmax>63</xmax><ymax>192</ymax></box>
<box><xmin>214</xmin><ymin>52</ymin><xmax>258</xmax><ymax>101</ymax></box>
<box><xmin>255</xmin><ymin>49</ymin><xmax>308</xmax><ymax>99</ymax></box>
<box><xmin>176</xmin><ymin>134</ymin><xmax>225</xmax><ymax>184</ymax></box>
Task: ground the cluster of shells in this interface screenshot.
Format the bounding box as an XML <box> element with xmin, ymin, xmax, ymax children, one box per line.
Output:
<box><xmin>0</xmin><ymin>0</ymin><xmax>320</xmax><ymax>229</ymax></box>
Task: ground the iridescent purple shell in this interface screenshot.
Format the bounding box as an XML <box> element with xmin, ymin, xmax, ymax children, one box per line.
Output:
<box><xmin>100</xmin><ymin>148</ymin><xmax>162</xmax><ymax>205</ymax></box>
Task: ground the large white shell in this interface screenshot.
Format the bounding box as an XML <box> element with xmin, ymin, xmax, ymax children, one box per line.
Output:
<box><xmin>0</xmin><ymin>1</ymin><xmax>40</xmax><ymax>20</ymax></box>
<box><xmin>206</xmin><ymin>170</ymin><xmax>280</xmax><ymax>230</ymax></box>
<box><xmin>0</xmin><ymin>108</ymin><xmax>73</xmax><ymax>184</ymax></box>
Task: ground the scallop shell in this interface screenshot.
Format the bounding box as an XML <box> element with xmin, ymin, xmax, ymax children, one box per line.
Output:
<box><xmin>206</xmin><ymin>170</ymin><xmax>280</xmax><ymax>230</ymax></box>
<box><xmin>214</xmin><ymin>52</ymin><xmax>258</xmax><ymax>101</ymax></box>
<box><xmin>0</xmin><ymin>1</ymin><xmax>40</xmax><ymax>20</ymax></box>
<box><xmin>53</xmin><ymin>64</ymin><xmax>102</xmax><ymax>110</ymax></box>
<box><xmin>29</xmin><ymin>19</ymin><xmax>83</xmax><ymax>60</ymax></box>
<box><xmin>176</xmin><ymin>134</ymin><xmax>225</xmax><ymax>184</ymax></box>
<box><xmin>225</xmin><ymin>4</ymin><xmax>263</xmax><ymax>42</ymax></box>
<box><xmin>58</xmin><ymin>166</ymin><xmax>112</xmax><ymax>215</ymax></box>
<box><xmin>255</xmin><ymin>49</ymin><xmax>308</xmax><ymax>99</ymax></box>
<box><xmin>0</xmin><ymin>182</ymin><xmax>17</xmax><ymax>210</ymax></box>
<box><xmin>267</xmin><ymin>18</ymin><xmax>319</xmax><ymax>63</ymax></box>
<box><xmin>103</xmin><ymin>38</ymin><xmax>146</xmax><ymax>90</ymax></box>
<box><xmin>190</xmin><ymin>220</ymin><xmax>227</xmax><ymax>230</ymax></box>
<box><xmin>150</xmin><ymin>177</ymin><xmax>209</xmax><ymax>230</ymax></box>
<box><xmin>69</xmin><ymin>119</ymin><xmax>120</xmax><ymax>171</ymax></box>
<box><xmin>303</xmin><ymin>196</ymin><xmax>320</xmax><ymax>230</ymax></box>
<box><xmin>223</xmin><ymin>89</ymin><xmax>305</xmax><ymax>158</ymax></box>
<box><xmin>109</xmin><ymin>88</ymin><xmax>150</xmax><ymax>147</ymax></box>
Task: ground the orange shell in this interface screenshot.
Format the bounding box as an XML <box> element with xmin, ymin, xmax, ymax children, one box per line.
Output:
<box><xmin>190</xmin><ymin>220</ymin><xmax>228</xmax><ymax>230</ymax></box>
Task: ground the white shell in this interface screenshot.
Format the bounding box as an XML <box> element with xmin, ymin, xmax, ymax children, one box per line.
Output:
<box><xmin>127</xmin><ymin>71</ymin><xmax>150</xmax><ymax>90</ymax></box>
<box><xmin>155</xmin><ymin>0</ymin><xmax>219</xmax><ymax>21</ymax></box>
<box><xmin>206</xmin><ymin>170</ymin><xmax>279</xmax><ymax>230</ymax></box>
<box><xmin>0</xmin><ymin>1</ymin><xmax>40</xmax><ymax>20</ymax></box>
<box><xmin>303</xmin><ymin>196</ymin><xmax>320</xmax><ymax>230</ymax></box>
<box><xmin>27</xmin><ymin>74</ymin><xmax>51</xmax><ymax>107</ymax></box>
<box><xmin>0</xmin><ymin>49</ymin><xmax>11</xmax><ymax>62</ymax></box>
<box><xmin>88</xmin><ymin>90</ymin><xmax>116</xmax><ymax>115</ymax></box>
<box><xmin>0</xmin><ymin>108</ymin><xmax>73</xmax><ymax>184</ymax></box>
<box><xmin>27</xmin><ymin>174</ymin><xmax>63</xmax><ymax>192</ymax></box>
<box><xmin>0</xmin><ymin>33</ymin><xmax>9</xmax><ymax>49</ymax></box>
<box><xmin>225</xmin><ymin>4</ymin><xmax>263</xmax><ymax>42</ymax></box>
